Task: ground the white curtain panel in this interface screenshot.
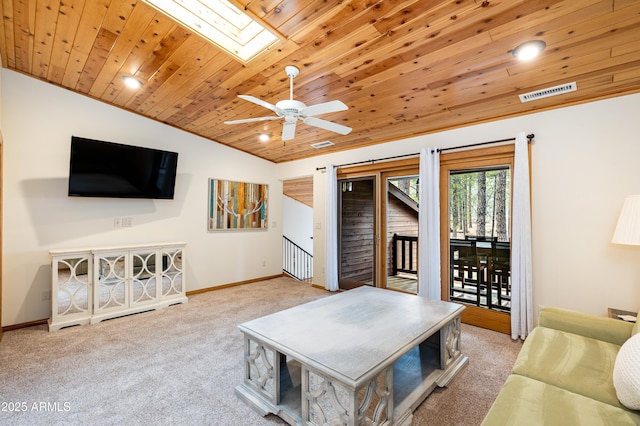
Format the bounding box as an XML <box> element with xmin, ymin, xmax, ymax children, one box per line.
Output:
<box><xmin>325</xmin><ymin>165</ymin><xmax>339</xmax><ymax>291</ymax></box>
<box><xmin>418</xmin><ymin>148</ymin><xmax>441</xmax><ymax>299</ymax></box>
<box><xmin>511</xmin><ymin>132</ymin><xmax>534</xmax><ymax>340</ymax></box>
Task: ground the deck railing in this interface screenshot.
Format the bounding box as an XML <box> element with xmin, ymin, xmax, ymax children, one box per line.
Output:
<box><xmin>391</xmin><ymin>234</ymin><xmax>511</xmax><ymax>312</ymax></box>
<box><xmin>392</xmin><ymin>234</ymin><xmax>418</xmax><ymax>276</ymax></box>
<box><xmin>283</xmin><ymin>236</ymin><xmax>313</xmax><ymax>282</ymax></box>
<box><xmin>450</xmin><ymin>238</ymin><xmax>511</xmax><ymax>312</ymax></box>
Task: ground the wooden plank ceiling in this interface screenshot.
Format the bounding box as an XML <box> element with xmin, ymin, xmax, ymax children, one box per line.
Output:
<box><xmin>283</xmin><ymin>177</ymin><xmax>313</xmax><ymax>208</ymax></box>
<box><xmin>0</xmin><ymin>0</ymin><xmax>639</xmax><ymax>163</ymax></box>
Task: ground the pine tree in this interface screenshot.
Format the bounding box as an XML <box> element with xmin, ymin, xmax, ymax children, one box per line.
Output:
<box><xmin>477</xmin><ymin>171</ymin><xmax>486</xmax><ymax>237</ymax></box>
<box><xmin>495</xmin><ymin>169</ymin><xmax>507</xmax><ymax>241</ymax></box>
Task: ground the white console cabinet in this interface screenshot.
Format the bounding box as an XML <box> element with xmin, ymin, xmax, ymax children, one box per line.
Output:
<box><xmin>49</xmin><ymin>243</ymin><xmax>187</xmax><ymax>331</ymax></box>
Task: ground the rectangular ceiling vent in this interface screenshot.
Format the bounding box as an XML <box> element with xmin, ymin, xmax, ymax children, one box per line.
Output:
<box><xmin>311</xmin><ymin>140</ymin><xmax>335</xmax><ymax>149</ymax></box>
<box><xmin>519</xmin><ymin>82</ymin><xmax>577</xmax><ymax>103</ymax></box>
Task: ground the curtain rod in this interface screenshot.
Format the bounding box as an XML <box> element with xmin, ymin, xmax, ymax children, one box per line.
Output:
<box><xmin>316</xmin><ymin>133</ymin><xmax>534</xmax><ymax>171</ymax></box>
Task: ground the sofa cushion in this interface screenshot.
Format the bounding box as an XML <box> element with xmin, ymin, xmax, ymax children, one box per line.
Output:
<box><xmin>481</xmin><ymin>375</ymin><xmax>640</xmax><ymax>426</ymax></box>
<box><xmin>512</xmin><ymin>326</ymin><xmax>622</xmax><ymax>408</ymax></box>
<box><xmin>633</xmin><ymin>315</ymin><xmax>639</xmax><ymax>336</ymax></box>
<box><xmin>614</xmin><ymin>333</ymin><xmax>640</xmax><ymax>410</ymax></box>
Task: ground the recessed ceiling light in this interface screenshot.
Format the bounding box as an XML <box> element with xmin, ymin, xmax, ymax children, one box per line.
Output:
<box><xmin>512</xmin><ymin>40</ymin><xmax>546</xmax><ymax>61</ymax></box>
<box><xmin>122</xmin><ymin>75</ymin><xmax>142</xmax><ymax>89</ymax></box>
<box><xmin>142</xmin><ymin>0</ymin><xmax>279</xmax><ymax>63</ymax></box>
<box><xmin>259</xmin><ymin>133</ymin><xmax>270</xmax><ymax>142</ymax></box>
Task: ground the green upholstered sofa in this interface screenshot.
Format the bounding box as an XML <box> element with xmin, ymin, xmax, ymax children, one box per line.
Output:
<box><xmin>482</xmin><ymin>307</ymin><xmax>640</xmax><ymax>425</ymax></box>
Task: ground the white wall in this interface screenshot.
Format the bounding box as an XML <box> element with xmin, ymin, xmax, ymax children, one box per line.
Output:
<box><xmin>282</xmin><ymin>196</ymin><xmax>313</xmax><ymax>254</ymax></box>
<box><xmin>2</xmin><ymin>70</ymin><xmax>283</xmax><ymax>326</ymax></box>
<box><xmin>278</xmin><ymin>93</ymin><xmax>640</xmax><ymax>318</ymax></box>
<box><xmin>4</xmin><ymin>66</ymin><xmax>639</xmax><ymax>327</ymax></box>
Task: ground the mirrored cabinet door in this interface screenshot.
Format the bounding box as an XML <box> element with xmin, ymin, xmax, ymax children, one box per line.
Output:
<box><xmin>94</xmin><ymin>253</ymin><xmax>128</xmax><ymax>314</ymax></box>
<box><xmin>161</xmin><ymin>247</ymin><xmax>184</xmax><ymax>299</ymax></box>
<box><xmin>130</xmin><ymin>250</ymin><xmax>159</xmax><ymax>307</ymax></box>
<box><xmin>50</xmin><ymin>254</ymin><xmax>93</xmax><ymax>330</ymax></box>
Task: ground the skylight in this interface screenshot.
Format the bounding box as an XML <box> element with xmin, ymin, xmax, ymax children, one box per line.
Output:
<box><xmin>143</xmin><ymin>0</ymin><xmax>279</xmax><ymax>63</ymax></box>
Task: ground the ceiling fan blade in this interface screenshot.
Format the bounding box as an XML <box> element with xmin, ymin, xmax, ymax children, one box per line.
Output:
<box><xmin>238</xmin><ymin>95</ymin><xmax>285</xmax><ymax>115</ymax></box>
<box><xmin>299</xmin><ymin>100</ymin><xmax>348</xmax><ymax>116</ymax></box>
<box><xmin>282</xmin><ymin>121</ymin><xmax>297</xmax><ymax>141</ymax></box>
<box><xmin>303</xmin><ymin>116</ymin><xmax>352</xmax><ymax>135</ymax></box>
<box><xmin>224</xmin><ymin>116</ymin><xmax>280</xmax><ymax>125</ymax></box>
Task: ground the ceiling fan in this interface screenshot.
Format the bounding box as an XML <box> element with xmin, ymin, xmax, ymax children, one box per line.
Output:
<box><xmin>224</xmin><ymin>66</ymin><xmax>352</xmax><ymax>141</ymax></box>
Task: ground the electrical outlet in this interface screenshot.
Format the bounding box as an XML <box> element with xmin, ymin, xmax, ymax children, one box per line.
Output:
<box><xmin>42</xmin><ymin>291</ymin><xmax>51</xmax><ymax>301</ymax></box>
<box><xmin>114</xmin><ymin>217</ymin><xmax>122</xmax><ymax>228</ymax></box>
<box><xmin>122</xmin><ymin>217</ymin><xmax>133</xmax><ymax>227</ymax></box>
<box><xmin>262</xmin><ymin>260</ymin><xmax>267</xmax><ymax>267</ymax></box>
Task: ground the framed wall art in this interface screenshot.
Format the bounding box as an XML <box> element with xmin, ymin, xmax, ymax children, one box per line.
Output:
<box><xmin>208</xmin><ymin>179</ymin><xmax>268</xmax><ymax>231</ymax></box>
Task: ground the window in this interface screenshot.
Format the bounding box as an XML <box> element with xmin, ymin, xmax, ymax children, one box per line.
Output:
<box><xmin>143</xmin><ymin>0</ymin><xmax>279</xmax><ymax>62</ymax></box>
<box><xmin>449</xmin><ymin>167</ymin><xmax>510</xmax><ymax>242</ymax></box>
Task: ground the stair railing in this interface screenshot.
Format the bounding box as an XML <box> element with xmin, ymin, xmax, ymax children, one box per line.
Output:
<box><xmin>283</xmin><ymin>236</ymin><xmax>313</xmax><ymax>282</ymax></box>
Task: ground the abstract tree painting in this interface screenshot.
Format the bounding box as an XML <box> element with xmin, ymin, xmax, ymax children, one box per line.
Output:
<box><xmin>208</xmin><ymin>179</ymin><xmax>268</xmax><ymax>231</ymax></box>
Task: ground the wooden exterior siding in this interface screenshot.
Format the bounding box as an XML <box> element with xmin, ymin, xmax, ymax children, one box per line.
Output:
<box><xmin>340</xmin><ymin>180</ymin><xmax>374</xmax><ymax>283</ymax></box>
<box><xmin>386</xmin><ymin>195</ymin><xmax>419</xmax><ymax>277</ymax></box>
<box><xmin>339</xmin><ymin>180</ymin><xmax>419</xmax><ymax>286</ymax></box>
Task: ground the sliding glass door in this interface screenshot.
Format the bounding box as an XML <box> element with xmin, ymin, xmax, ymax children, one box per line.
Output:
<box><xmin>333</xmin><ymin>146</ymin><xmax>518</xmax><ymax>334</ymax></box>
<box><xmin>338</xmin><ymin>177</ymin><xmax>376</xmax><ymax>289</ymax></box>
<box><xmin>440</xmin><ymin>146</ymin><xmax>514</xmax><ymax>334</ymax></box>
<box><xmin>385</xmin><ymin>173</ymin><xmax>419</xmax><ymax>294</ymax></box>
<box><xmin>336</xmin><ymin>160</ymin><xmax>420</xmax><ymax>293</ymax></box>
<box><xmin>448</xmin><ymin>167</ymin><xmax>511</xmax><ymax>310</ymax></box>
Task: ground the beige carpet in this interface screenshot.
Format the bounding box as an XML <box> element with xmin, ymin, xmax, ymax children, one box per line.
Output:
<box><xmin>0</xmin><ymin>277</ymin><xmax>522</xmax><ymax>425</ymax></box>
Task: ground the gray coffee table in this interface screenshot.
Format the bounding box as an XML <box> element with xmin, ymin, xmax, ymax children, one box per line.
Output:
<box><xmin>236</xmin><ymin>286</ymin><xmax>467</xmax><ymax>425</ymax></box>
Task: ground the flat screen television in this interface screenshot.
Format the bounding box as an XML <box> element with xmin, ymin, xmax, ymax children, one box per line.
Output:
<box><xmin>68</xmin><ymin>136</ymin><xmax>178</xmax><ymax>199</ymax></box>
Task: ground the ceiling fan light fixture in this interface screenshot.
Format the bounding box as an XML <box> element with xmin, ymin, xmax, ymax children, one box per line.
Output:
<box><xmin>513</xmin><ymin>40</ymin><xmax>546</xmax><ymax>61</ymax></box>
<box><xmin>224</xmin><ymin>66</ymin><xmax>352</xmax><ymax>141</ymax></box>
<box><xmin>122</xmin><ymin>75</ymin><xmax>143</xmax><ymax>89</ymax></box>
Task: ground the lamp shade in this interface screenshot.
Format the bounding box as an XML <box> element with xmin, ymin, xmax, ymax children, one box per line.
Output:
<box><xmin>612</xmin><ymin>195</ymin><xmax>640</xmax><ymax>246</ymax></box>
